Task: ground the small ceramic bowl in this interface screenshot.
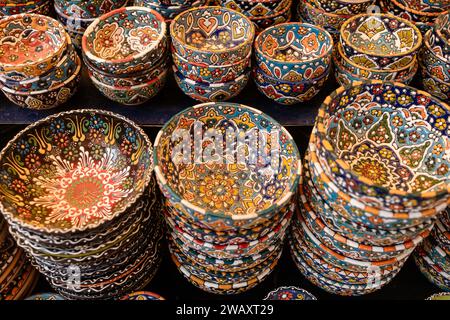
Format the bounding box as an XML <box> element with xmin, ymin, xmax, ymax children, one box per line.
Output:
<box><xmin>253</xmin><ymin>66</ymin><xmax>330</xmax><ymax>105</ymax></box>
<box><xmin>381</xmin><ymin>0</ymin><xmax>447</xmax><ymax>24</ymax></box>
<box><xmin>82</xmin><ymin>6</ymin><xmax>167</xmax><ymax>76</ymax></box>
<box><xmin>220</xmin><ymin>0</ymin><xmax>290</xmax><ymax>18</ymax></box>
<box><xmin>173</xmin><ymin>65</ymin><xmax>250</xmax><ymax>102</ymax></box>
<box><xmin>255</xmin><ymin>23</ymin><xmax>333</xmax><ymax>82</ymax></box>
<box><xmin>1</xmin><ymin>55</ymin><xmax>82</xmax><ymax>109</ymax></box>
<box><xmin>314</xmin><ymin>81</ymin><xmax>450</xmax><ymax>212</ymax></box>
<box><xmin>172</xmin><ymin>48</ymin><xmax>251</xmax><ymax>84</ymax></box>
<box><xmin>89</xmin><ymin>69</ymin><xmax>168</xmax><ymax>105</ymax></box>
<box><xmin>307</xmin><ymin>0</ymin><xmax>375</xmax><ymax>15</ymax></box>
<box><xmin>170</xmin><ymin>6</ymin><xmax>255</xmax><ymax>65</ymax></box>
<box><xmin>422</xmin><ymin>66</ymin><xmax>450</xmax><ymax>102</ymax></box>
<box><xmin>250</xmin><ymin>2</ymin><xmax>292</xmax><ymax>34</ymax></box>
<box><xmin>298</xmin><ymin>0</ymin><xmax>352</xmax><ymax>31</ymax></box>
<box><xmin>54</xmin><ymin>0</ymin><xmax>128</xmax><ymax>19</ymax></box>
<box><xmin>422</xmin><ymin>31</ymin><xmax>450</xmax><ymax>82</ymax></box>
<box><xmin>340</xmin><ymin>14</ymin><xmax>422</xmax><ymax>70</ymax></box>
<box><xmin>0</xmin><ymin>13</ymin><xmax>68</xmax><ymax>79</ymax></box>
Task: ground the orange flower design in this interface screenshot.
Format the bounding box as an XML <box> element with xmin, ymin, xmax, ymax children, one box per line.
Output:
<box><xmin>93</xmin><ymin>22</ymin><xmax>124</xmax><ymax>59</ymax></box>
<box><xmin>262</xmin><ymin>35</ymin><xmax>279</xmax><ymax>57</ymax></box>
<box><xmin>301</xmin><ymin>33</ymin><xmax>319</xmax><ymax>54</ymax></box>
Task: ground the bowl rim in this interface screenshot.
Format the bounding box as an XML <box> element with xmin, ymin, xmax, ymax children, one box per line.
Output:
<box><xmin>82</xmin><ymin>6</ymin><xmax>167</xmax><ymax>65</ymax></box>
<box><xmin>172</xmin><ymin>45</ymin><xmax>252</xmax><ymax>67</ymax></box>
<box><xmin>421</xmin><ymin>62</ymin><xmax>450</xmax><ymax>86</ymax></box>
<box><xmin>316</xmin><ymin>80</ymin><xmax>450</xmax><ymax>199</ymax></box>
<box><xmin>340</xmin><ymin>13</ymin><xmax>423</xmax><ymax>58</ymax></box>
<box><xmin>153</xmin><ymin>102</ymin><xmax>302</xmax><ymax>221</ymax></box>
<box><xmin>423</xmin><ymin>29</ymin><xmax>450</xmax><ymax>65</ymax></box>
<box><xmin>391</xmin><ymin>0</ymin><xmax>448</xmax><ymax>17</ymax></box>
<box><xmin>301</xmin><ymin>0</ymin><xmax>354</xmax><ymax>19</ymax></box>
<box><xmin>255</xmin><ymin>22</ymin><xmax>334</xmax><ymax>65</ymax></box>
<box><xmin>170</xmin><ymin>6</ymin><xmax>255</xmax><ymax>55</ymax></box>
<box><xmin>89</xmin><ymin>67</ymin><xmax>168</xmax><ymax>90</ymax></box>
<box><xmin>0</xmin><ymin>109</ymin><xmax>154</xmax><ymax>234</ymax></box>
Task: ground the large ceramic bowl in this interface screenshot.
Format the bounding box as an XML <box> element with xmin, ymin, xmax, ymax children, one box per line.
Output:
<box><xmin>307</xmin><ymin>0</ymin><xmax>375</xmax><ymax>14</ymax></box>
<box><xmin>340</xmin><ymin>14</ymin><xmax>422</xmax><ymax>70</ymax></box>
<box><xmin>0</xmin><ymin>13</ymin><xmax>68</xmax><ymax>79</ymax></box>
<box><xmin>54</xmin><ymin>0</ymin><xmax>128</xmax><ymax>19</ymax></box>
<box><xmin>0</xmin><ymin>110</ymin><xmax>153</xmax><ymax>234</ymax></box>
<box><xmin>255</xmin><ymin>23</ymin><xmax>333</xmax><ymax>82</ymax></box>
<box><xmin>220</xmin><ymin>0</ymin><xmax>290</xmax><ymax>18</ymax></box>
<box><xmin>82</xmin><ymin>6</ymin><xmax>167</xmax><ymax>76</ymax></box>
<box><xmin>153</xmin><ymin>102</ymin><xmax>302</xmax><ymax>230</ymax></box>
<box><xmin>314</xmin><ymin>81</ymin><xmax>450</xmax><ymax>212</ymax></box>
<box><xmin>298</xmin><ymin>0</ymin><xmax>352</xmax><ymax>31</ymax></box>
<box><xmin>170</xmin><ymin>6</ymin><xmax>255</xmax><ymax>65</ymax></box>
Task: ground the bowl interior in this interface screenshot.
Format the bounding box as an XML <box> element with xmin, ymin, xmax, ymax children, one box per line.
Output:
<box><xmin>171</xmin><ymin>7</ymin><xmax>253</xmax><ymax>51</ymax></box>
<box><xmin>84</xmin><ymin>8</ymin><xmax>164</xmax><ymax>61</ymax></box>
<box><xmin>320</xmin><ymin>83</ymin><xmax>450</xmax><ymax>193</ymax></box>
<box><xmin>0</xmin><ymin>111</ymin><xmax>153</xmax><ymax>232</ymax></box>
<box><xmin>257</xmin><ymin>23</ymin><xmax>332</xmax><ymax>63</ymax></box>
<box><xmin>0</xmin><ymin>15</ymin><xmax>66</xmax><ymax>66</ymax></box>
<box><xmin>155</xmin><ymin>103</ymin><xmax>300</xmax><ymax>216</ymax></box>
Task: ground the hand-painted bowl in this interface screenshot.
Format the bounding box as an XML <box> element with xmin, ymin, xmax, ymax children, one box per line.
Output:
<box><xmin>297</xmin><ymin>8</ymin><xmax>341</xmax><ymax>42</ymax></box>
<box><xmin>264</xmin><ymin>286</ymin><xmax>317</xmax><ymax>300</ymax></box>
<box><xmin>1</xmin><ymin>55</ymin><xmax>81</xmax><ymax>109</ymax></box>
<box><xmin>0</xmin><ymin>0</ymin><xmax>47</xmax><ymax>16</ymax></box>
<box><xmin>422</xmin><ymin>66</ymin><xmax>450</xmax><ymax>102</ymax></box>
<box><xmin>153</xmin><ymin>102</ymin><xmax>302</xmax><ymax>230</ymax></box>
<box><xmin>415</xmin><ymin>246</ymin><xmax>450</xmax><ymax>291</ymax></box>
<box><xmin>340</xmin><ymin>14</ymin><xmax>422</xmax><ymax>70</ymax></box>
<box><xmin>220</xmin><ymin>0</ymin><xmax>290</xmax><ymax>18</ymax></box>
<box><xmin>314</xmin><ymin>81</ymin><xmax>450</xmax><ymax>212</ymax></box>
<box><xmin>253</xmin><ymin>66</ymin><xmax>330</xmax><ymax>105</ymax></box>
<box><xmin>422</xmin><ymin>31</ymin><xmax>450</xmax><ymax>83</ymax></box>
<box><xmin>402</xmin><ymin>0</ymin><xmax>450</xmax><ymax>11</ymax></box>
<box><xmin>435</xmin><ymin>12</ymin><xmax>450</xmax><ymax>47</ymax></box>
<box><xmin>170</xmin><ymin>6</ymin><xmax>255</xmax><ymax>65</ymax></box>
<box><xmin>298</xmin><ymin>0</ymin><xmax>352</xmax><ymax>31</ymax></box>
<box><xmin>54</xmin><ymin>0</ymin><xmax>128</xmax><ymax>19</ymax></box>
<box><xmin>120</xmin><ymin>291</ymin><xmax>165</xmax><ymax>300</ymax></box>
<box><xmin>307</xmin><ymin>0</ymin><xmax>375</xmax><ymax>14</ymax></box>
<box><xmin>0</xmin><ymin>109</ymin><xmax>153</xmax><ymax>234</ymax></box>
<box><xmin>89</xmin><ymin>68</ymin><xmax>168</xmax><ymax>106</ymax></box>
<box><xmin>428</xmin><ymin>14</ymin><xmax>450</xmax><ymax>62</ymax></box>
<box><xmin>25</xmin><ymin>293</ymin><xmax>65</xmax><ymax>300</ymax></box>
<box><xmin>172</xmin><ymin>48</ymin><xmax>251</xmax><ymax>84</ymax></box>
<box><xmin>82</xmin><ymin>7</ymin><xmax>167</xmax><ymax>76</ymax></box>
<box><xmin>54</xmin><ymin>2</ymin><xmax>96</xmax><ymax>32</ymax></box>
<box><xmin>381</xmin><ymin>0</ymin><xmax>447</xmax><ymax>24</ymax></box>
<box><xmin>173</xmin><ymin>65</ymin><xmax>250</xmax><ymax>102</ymax></box>
<box><xmin>250</xmin><ymin>2</ymin><xmax>292</xmax><ymax>34</ymax></box>
<box><xmin>0</xmin><ymin>14</ymin><xmax>68</xmax><ymax>79</ymax></box>
<box><xmin>255</xmin><ymin>23</ymin><xmax>333</xmax><ymax>82</ymax></box>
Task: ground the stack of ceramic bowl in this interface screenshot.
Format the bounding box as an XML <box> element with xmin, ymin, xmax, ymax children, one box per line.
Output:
<box><xmin>421</xmin><ymin>12</ymin><xmax>450</xmax><ymax>102</ymax></box>
<box><xmin>253</xmin><ymin>22</ymin><xmax>333</xmax><ymax>105</ymax></box>
<box><xmin>0</xmin><ymin>14</ymin><xmax>81</xmax><ymax>110</ymax></box>
<box><xmin>380</xmin><ymin>0</ymin><xmax>449</xmax><ymax>35</ymax></box>
<box><xmin>220</xmin><ymin>0</ymin><xmax>293</xmax><ymax>33</ymax></box>
<box><xmin>154</xmin><ymin>102</ymin><xmax>302</xmax><ymax>294</ymax></box>
<box><xmin>290</xmin><ymin>81</ymin><xmax>450</xmax><ymax>296</ymax></box>
<box><xmin>0</xmin><ymin>110</ymin><xmax>164</xmax><ymax>300</ymax></box>
<box><xmin>1</xmin><ymin>217</ymin><xmax>38</xmax><ymax>300</ymax></box>
<box><xmin>171</xmin><ymin>6</ymin><xmax>254</xmax><ymax>102</ymax></box>
<box><xmin>296</xmin><ymin>0</ymin><xmax>375</xmax><ymax>42</ymax></box>
<box><xmin>0</xmin><ymin>0</ymin><xmax>53</xmax><ymax>16</ymax></box>
<box><xmin>415</xmin><ymin>207</ymin><xmax>450</xmax><ymax>291</ymax></box>
<box><xmin>54</xmin><ymin>0</ymin><xmax>128</xmax><ymax>49</ymax></box>
<box><xmin>82</xmin><ymin>7</ymin><xmax>170</xmax><ymax>106</ymax></box>
<box><xmin>134</xmin><ymin>0</ymin><xmax>208</xmax><ymax>23</ymax></box>
<box><xmin>334</xmin><ymin>13</ymin><xmax>421</xmax><ymax>86</ymax></box>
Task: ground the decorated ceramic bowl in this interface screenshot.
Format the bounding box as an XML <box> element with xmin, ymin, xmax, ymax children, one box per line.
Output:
<box><xmin>136</xmin><ymin>0</ymin><xmax>208</xmax><ymax>20</ymax></box>
<box><xmin>0</xmin><ymin>109</ymin><xmax>153</xmax><ymax>234</ymax></box>
<box><xmin>1</xmin><ymin>55</ymin><xmax>81</xmax><ymax>109</ymax></box>
<box><xmin>154</xmin><ymin>102</ymin><xmax>302</xmax><ymax>230</ymax></box>
<box><xmin>314</xmin><ymin>81</ymin><xmax>450</xmax><ymax>212</ymax></box>
<box><xmin>173</xmin><ymin>66</ymin><xmax>250</xmax><ymax>102</ymax></box>
<box><xmin>170</xmin><ymin>6</ymin><xmax>255</xmax><ymax>65</ymax></box>
<box><xmin>307</xmin><ymin>0</ymin><xmax>375</xmax><ymax>15</ymax></box>
<box><xmin>120</xmin><ymin>291</ymin><xmax>165</xmax><ymax>300</ymax></box>
<box><xmin>250</xmin><ymin>2</ymin><xmax>292</xmax><ymax>34</ymax></box>
<box><xmin>82</xmin><ymin>6</ymin><xmax>167</xmax><ymax>76</ymax></box>
<box><xmin>25</xmin><ymin>293</ymin><xmax>65</xmax><ymax>300</ymax></box>
<box><xmin>422</xmin><ymin>66</ymin><xmax>450</xmax><ymax>102</ymax></box>
<box><xmin>172</xmin><ymin>49</ymin><xmax>251</xmax><ymax>84</ymax></box>
<box><xmin>402</xmin><ymin>0</ymin><xmax>450</xmax><ymax>11</ymax></box>
<box><xmin>264</xmin><ymin>286</ymin><xmax>317</xmax><ymax>300</ymax></box>
<box><xmin>298</xmin><ymin>0</ymin><xmax>352</xmax><ymax>31</ymax></box>
<box><xmin>422</xmin><ymin>31</ymin><xmax>450</xmax><ymax>82</ymax></box>
<box><xmin>415</xmin><ymin>246</ymin><xmax>450</xmax><ymax>291</ymax></box>
<box><xmin>253</xmin><ymin>66</ymin><xmax>330</xmax><ymax>105</ymax></box>
<box><xmin>0</xmin><ymin>13</ymin><xmax>68</xmax><ymax>79</ymax></box>
<box><xmin>220</xmin><ymin>0</ymin><xmax>289</xmax><ymax>17</ymax></box>
<box><xmin>435</xmin><ymin>12</ymin><xmax>450</xmax><ymax>51</ymax></box>
<box><xmin>255</xmin><ymin>23</ymin><xmax>333</xmax><ymax>82</ymax></box>
<box><xmin>54</xmin><ymin>0</ymin><xmax>128</xmax><ymax>19</ymax></box>
<box><xmin>0</xmin><ymin>0</ymin><xmax>47</xmax><ymax>16</ymax></box>
<box><xmin>54</xmin><ymin>3</ymin><xmax>96</xmax><ymax>32</ymax></box>
<box><xmin>381</xmin><ymin>0</ymin><xmax>447</xmax><ymax>24</ymax></box>
<box><xmin>428</xmin><ymin>18</ymin><xmax>450</xmax><ymax>62</ymax></box>
<box><xmin>89</xmin><ymin>69</ymin><xmax>168</xmax><ymax>106</ymax></box>
<box><xmin>340</xmin><ymin>14</ymin><xmax>422</xmax><ymax>70</ymax></box>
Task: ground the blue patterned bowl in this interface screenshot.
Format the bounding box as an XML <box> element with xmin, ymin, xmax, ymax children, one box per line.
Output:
<box><xmin>54</xmin><ymin>0</ymin><xmax>128</xmax><ymax>19</ymax></box>
<box><xmin>423</xmin><ymin>32</ymin><xmax>450</xmax><ymax>83</ymax></box>
<box><xmin>428</xmin><ymin>13</ymin><xmax>450</xmax><ymax>62</ymax></box>
<box><xmin>253</xmin><ymin>66</ymin><xmax>330</xmax><ymax>105</ymax></box>
<box><xmin>255</xmin><ymin>22</ymin><xmax>333</xmax><ymax>82</ymax></box>
<box><xmin>120</xmin><ymin>291</ymin><xmax>165</xmax><ymax>300</ymax></box>
<box><xmin>264</xmin><ymin>286</ymin><xmax>317</xmax><ymax>300</ymax></box>
<box><xmin>421</xmin><ymin>66</ymin><xmax>450</xmax><ymax>102</ymax></box>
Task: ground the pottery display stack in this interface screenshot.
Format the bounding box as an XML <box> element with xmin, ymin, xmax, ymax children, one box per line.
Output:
<box><xmin>0</xmin><ymin>14</ymin><xmax>81</xmax><ymax>110</ymax></box>
<box><xmin>54</xmin><ymin>0</ymin><xmax>128</xmax><ymax>49</ymax></box>
<box><xmin>82</xmin><ymin>7</ymin><xmax>170</xmax><ymax>106</ymax></box>
<box><xmin>290</xmin><ymin>81</ymin><xmax>449</xmax><ymax>296</ymax></box>
<box><xmin>421</xmin><ymin>12</ymin><xmax>450</xmax><ymax>102</ymax></box>
<box><xmin>171</xmin><ymin>6</ymin><xmax>254</xmax><ymax>102</ymax></box>
<box><xmin>0</xmin><ymin>0</ymin><xmax>53</xmax><ymax>16</ymax></box>
<box><xmin>0</xmin><ymin>110</ymin><xmax>164</xmax><ymax>300</ymax></box>
<box><xmin>253</xmin><ymin>22</ymin><xmax>333</xmax><ymax>105</ymax></box>
<box><xmin>296</xmin><ymin>0</ymin><xmax>375</xmax><ymax>42</ymax></box>
<box><xmin>154</xmin><ymin>102</ymin><xmax>302</xmax><ymax>294</ymax></box>
<box><xmin>134</xmin><ymin>0</ymin><xmax>208</xmax><ymax>22</ymax></box>
<box><xmin>415</xmin><ymin>208</ymin><xmax>450</xmax><ymax>291</ymax></box>
<box><xmin>334</xmin><ymin>13</ymin><xmax>421</xmax><ymax>86</ymax></box>
<box><xmin>219</xmin><ymin>0</ymin><xmax>293</xmax><ymax>33</ymax></box>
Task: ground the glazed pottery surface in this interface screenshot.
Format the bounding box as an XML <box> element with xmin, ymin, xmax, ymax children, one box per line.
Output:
<box><xmin>422</xmin><ymin>66</ymin><xmax>450</xmax><ymax>102</ymax></box>
<box><xmin>250</xmin><ymin>2</ymin><xmax>292</xmax><ymax>34</ymax></box>
<box><xmin>381</xmin><ymin>0</ymin><xmax>447</xmax><ymax>24</ymax></box>
<box><xmin>422</xmin><ymin>31</ymin><xmax>450</xmax><ymax>82</ymax></box>
<box><xmin>54</xmin><ymin>0</ymin><xmax>128</xmax><ymax>19</ymax></box>
<box><xmin>0</xmin><ymin>0</ymin><xmax>47</xmax><ymax>16</ymax></box>
<box><xmin>402</xmin><ymin>0</ymin><xmax>450</xmax><ymax>11</ymax></box>
<box><xmin>307</xmin><ymin>0</ymin><xmax>375</xmax><ymax>15</ymax></box>
<box><xmin>298</xmin><ymin>0</ymin><xmax>352</xmax><ymax>31</ymax></box>
<box><xmin>220</xmin><ymin>0</ymin><xmax>289</xmax><ymax>17</ymax></box>
<box><xmin>136</xmin><ymin>0</ymin><xmax>208</xmax><ymax>20</ymax></box>
<box><xmin>264</xmin><ymin>286</ymin><xmax>317</xmax><ymax>300</ymax></box>
<box><xmin>120</xmin><ymin>291</ymin><xmax>165</xmax><ymax>300</ymax></box>
<box><xmin>428</xmin><ymin>21</ymin><xmax>450</xmax><ymax>62</ymax></box>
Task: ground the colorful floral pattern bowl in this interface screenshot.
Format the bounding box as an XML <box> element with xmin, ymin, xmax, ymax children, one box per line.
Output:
<box><xmin>264</xmin><ymin>286</ymin><xmax>317</xmax><ymax>300</ymax></box>
<box><xmin>170</xmin><ymin>6</ymin><xmax>255</xmax><ymax>65</ymax></box>
<box><xmin>255</xmin><ymin>23</ymin><xmax>333</xmax><ymax>82</ymax></box>
<box><xmin>0</xmin><ymin>14</ymin><xmax>68</xmax><ymax>79</ymax></box>
<box><xmin>153</xmin><ymin>102</ymin><xmax>302</xmax><ymax>230</ymax></box>
<box><xmin>54</xmin><ymin>0</ymin><xmax>128</xmax><ymax>19</ymax></box>
<box><xmin>428</xmin><ymin>14</ymin><xmax>450</xmax><ymax>62</ymax></box>
<box><xmin>340</xmin><ymin>14</ymin><xmax>422</xmax><ymax>70</ymax></box>
<box><xmin>314</xmin><ymin>81</ymin><xmax>450</xmax><ymax>212</ymax></box>
<box><xmin>82</xmin><ymin>6</ymin><xmax>167</xmax><ymax>76</ymax></box>
<box><xmin>298</xmin><ymin>0</ymin><xmax>352</xmax><ymax>31</ymax></box>
<box><xmin>422</xmin><ymin>30</ymin><xmax>450</xmax><ymax>83</ymax></box>
<box><xmin>0</xmin><ymin>109</ymin><xmax>153</xmax><ymax>234</ymax></box>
